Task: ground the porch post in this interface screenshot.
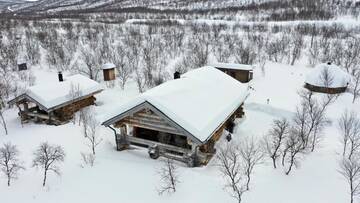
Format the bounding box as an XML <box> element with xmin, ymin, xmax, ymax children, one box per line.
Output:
<box><xmin>186</xmin><ymin>143</ymin><xmax>200</xmax><ymax>167</ymax></box>
<box><xmin>117</xmin><ymin>125</ymin><xmax>129</xmax><ymax>151</ymax></box>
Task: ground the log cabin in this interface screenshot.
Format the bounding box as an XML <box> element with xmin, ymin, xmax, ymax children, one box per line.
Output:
<box><xmin>305</xmin><ymin>63</ymin><xmax>351</xmax><ymax>94</ymax></box>
<box><xmin>102</xmin><ymin>66</ymin><xmax>249</xmax><ymax>167</ymax></box>
<box><xmin>8</xmin><ymin>74</ymin><xmax>103</xmax><ymax>125</ymax></box>
<box><xmin>210</xmin><ymin>63</ymin><xmax>254</xmax><ymax>83</ymax></box>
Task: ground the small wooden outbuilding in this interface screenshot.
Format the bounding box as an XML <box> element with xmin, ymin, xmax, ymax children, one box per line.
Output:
<box><xmin>8</xmin><ymin>74</ymin><xmax>103</xmax><ymax>125</ymax></box>
<box><xmin>305</xmin><ymin>63</ymin><xmax>351</xmax><ymax>94</ymax></box>
<box><xmin>102</xmin><ymin>63</ymin><xmax>116</xmax><ymax>81</ymax></box>
<box><xmin>102</xmin><ymin>66</ymin><xmax>249</xmax><ymax>167</ymax></box>
<box><xmin>17</xmin><ymin>57</ymin><xmax>28</xmax><ymax>71</ymax></box>
<box><xmin>210</xmin><ymin>63</ymin><xmax>253</xmax><ymax>83</ymax></box>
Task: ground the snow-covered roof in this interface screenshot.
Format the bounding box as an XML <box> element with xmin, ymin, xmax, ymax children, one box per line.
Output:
<box><xmin>17</xmin><ymin>56</ymin><xmax>27</xmax><ymax>65</ymax></box>
<box><xmin>305</xmin><ymin>63</ymin><xmax>351</xmax><ymax>88</ymax></box>
<box><xmin>102</xmin><ymin>66</ymin><xmax>249</xmax><ymax>143</ymax></box>
<box><xmin>12</xmin><ymin>74</ymin><xmax>103</xmax><ymax>111</ymax></box>
<box><xmin>102</xmin><ymin>63</ymin><xmax>116</xmax><ymax>70</ymax></box>
<box><xmin>209</xmin><ymin>62</ymin><xmax>253</xmax><ymax>71</ymax></box>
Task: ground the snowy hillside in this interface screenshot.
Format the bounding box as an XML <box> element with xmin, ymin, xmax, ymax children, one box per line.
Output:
<box><xmin>0</xmin><ymin>0</ymin><xmax>269</xmax><ymax>13</ymax></box>
<box><xmin>1</xmin><ymin>0</ymin><xmax>359</xmax><ymax>22</ymax></box>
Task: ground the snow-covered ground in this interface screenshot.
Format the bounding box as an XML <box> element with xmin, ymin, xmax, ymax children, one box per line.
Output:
<box><xmin>1</xmin><ymin>61</ymin><xmax>359</xmax><ymax>203</ymax></box>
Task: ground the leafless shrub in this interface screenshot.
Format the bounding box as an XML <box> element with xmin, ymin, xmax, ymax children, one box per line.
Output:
<box><xmin>338</xmin><ymin>111</ymin><xmax>360</xmax><ymax>160</ymax></box>
<box><xmin>217</xmin><ymin>143</ymin><xmax>246</xmax><ymax>203</ymax></box>
<box><xmin>234</xmin><ymin>38</ymin><xmax>256</xmax><ymax>65</ymax></box>
<box><xmin>0</xmin><ymin>79</ymin><xmax>9</xmax><ymax>135</ymax></box>
<box><xmin>265</xmin><ymin>33</ymin><xmax>290</xmax><ymax>63</ymax></box>
<box><xmin>157</xmin><ymin>158</ymin><xmax>179</xmax><ymax>195</ymax></box>
<box><xmin>308</xmin><ymin>37</ymin><xmax>321</xmax><ymax>66</ymax></box>
<box><xmin>80</xmin><ymin>152</ymin><xmax>95</xmax><ymax>167</ymax></box>
<box><xmin>81</xmin><ymin>108</ymin><xmax>102</xmax><ymax>155</ymax></box>
<box><xmin>68</xmin><ymin>83</ymin><xmax>82</xmax><ymax>124</ymax></box>
<box><xmin>338</xmin><ymin>111</ymin><xmax>359</xmax><ymax>157</ymax></box>
<box><xmin>350</xmin><ymin>68</ymin><xmax>360</xmax><ymax>103</ymax></box>
<box><xmin>283</xmin><ymin>131</ymin><xmax>305</xmax><ymax>175</ymax></box>
<box><xmin>213</xmin><ymin>35</ymin><xmax>233</xmax><ymax>63</ymax></box>
<box><xmin>0</xmin><ymin>143</ymin><xmax>25</xmax><ymax>186</ymax></box>
<box><xmin>76</xmin><ymin>47</ymin><xmax>101</xmax><ymax>81</ymax></box>
<box><xmin>123</xmin><ymin>34</ymin><xmax>146</xmax><ymax>92</ymax></box>
<box><xmin>339</xmin><ymin>156</ymin><xmax>360</xmax><ymax>203</ymax></box>
<box><xmin>336</xmin><ymin>37</ymin><xmax>360</xmax><ymax>73</ymax></box>
<box><xmin>239</xmin><ymin>137</ymin><xmax>264</xmax><ymax>190</ymax></box>
<box><xmin>289</xmin><ymin>31</ymin><xmax>304</xmax><ymax>65</ymax></box>
<box><xmin>264</xmin><ymin>118</ymin><xmax>290</xmax><ymax>169</ymax></box>
<box><xmin>32</xmin><ymin>142</ymin><xmax>65</xmax><ymax>187</ymax></box>
<box><xmin>25</xmin><ymin>30</ymin><xmax>41</xmax><ymax>65</ymax></box>
<box><xmin>293</xmin><ymin>90</ymin><xmax>333</xmax><ymax>152</ymax></box>
<box><xmin>185</xmin><ymin>34</ymin><xmax>210</xmax><ymax>68</ymax></box>
<box><xmin>319</xmin><ymin>36</ymin><xmax>332</xmax><ymax>63</ymax></box>
<box><xmin>112</xmin><ymin>45</ymin><xmax>132</xmax><ymax>89</ymax></box>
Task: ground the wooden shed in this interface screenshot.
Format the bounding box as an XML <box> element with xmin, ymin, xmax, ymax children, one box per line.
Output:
<box><xmin>102</xmin><ymin>67</ymin><xmax>249</xmax><ymax>167</ymax></box>
<box><xmin>8</xmin><ymin>74</ymin><xmax>103</xmax><ymax>125</ymax></box>
<box><xmin>305</xmin><ymin>63</ymin><xmax>351</xmax><ymax>94</ymax></box>
<box><xmin>102</xmin><ymin>63</ymin><xmax>116</xmax><ymax>81</ymax></box>
<box><xmin>210</xmin><ymin>63</ymin><xmax>253</xmax><ymax>83</ymax></box>
<box><xmin>17</xmin><ymin>57</ymin><xmax>28</xmax><ymax>71</ymax></box>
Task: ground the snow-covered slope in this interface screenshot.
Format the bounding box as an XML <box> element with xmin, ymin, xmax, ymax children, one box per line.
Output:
<box><xmin>0</xmin><ymin>0</ymin><xmax>273</xmax><ymax>14</ymax></box>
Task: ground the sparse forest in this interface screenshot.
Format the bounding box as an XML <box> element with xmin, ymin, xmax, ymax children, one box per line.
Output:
<box><xmin>1</xmin><ymin>18</ymin><xmax>360</xmax><ymax>97</ymax></box>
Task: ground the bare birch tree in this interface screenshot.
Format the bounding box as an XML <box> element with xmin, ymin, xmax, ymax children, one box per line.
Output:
<box><xmin>284</xmin><ymin>131</ymin><xmax>305</xmax><ymax>175</ymax></box>
<box><xmin>239</xmin><ymin>138</ymin><xmax>264</xmax><ymax>191</ymax></box>
<box><xmin>32</xmin><ymin>142</ymin><xmax>65</xmax><ymax>187</ymax></box>
<box><xmin>113</xmin><ymin>46</ymin><xmax>132</xmax><ymax>90</ymax></box>
<box><xmin>339</xmin><ymin>156</ymin><xmax>360</xmax><ymax>203</ymax></box>
<box><xmin>217</xmin><ymin>143</ymin><xmax>247</xmax><ymax>203</ymax></box>
<box><xmin>0</xmin><ymin>78</ymin><xmax>8</xmax><ymax>135</ymax></box>
<box><xmin>77</xmin><ymin>47</ymin><xmax>101</xmax><ymax>81</ymax></box>
<box><xmin>157</xmin><ymin>158</ymin><xmax>179</xmax><ymax>195</ymax></box>
<box><xmin>351</xmin><ymin>68</ymin><xmax>360</xmax><ymax>103</ymax></box>
<box><xmin>81</xmin><ymin>108</ymin><xmax>102</xmax><ymax>155</ymax></box>
<box><xmin>297</xmin><ymin>90</ymin><xmax>332</xmax><ymax>151</ymax></box>
<box><xmin>347</xmin><ymin>122</ymin><xmax>360</xmax><ymax>160</ymax></box>
<box><xmin>289</xmin><ymin>32</ymin><xmax>304</xmax><ymax>66</ymax></box>
<box><xmin>0</xmin><ymin>99</ymin><xmax>7</xmax><ymax>135</ymax></box>
<box><xmin>0</xmin><ymin>143</ymin><xmax>25</xmax><ymax>186</ymax></box>
<box><xmin>68</xmin><ymin>82</ymin><xmax>82</xmax><ymax>124</ymax></box>
<box><xmin>338</xmin><ymin>111</ymin><xmax>360</xmax><ymax>157</ymax></box>
<box><xmin>308</xmin><ymin>38</ymin><xmax>320</xmax><ymax>67</ymax></box>
<box><xmin>265</xmin><ymin>118</ymin><xmax>290</xmax><ymax>169</ymax></box>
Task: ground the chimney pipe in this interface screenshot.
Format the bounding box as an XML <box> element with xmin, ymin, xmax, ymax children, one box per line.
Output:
<box><xmin>174</xmin><ymin>71</ymin><xmax>180</xmax><ymax>79</ymax></box>
<box><xmin>58</xmin><ymin>71</ymin><xmax>63</xmax><ymax>82</ymax></box>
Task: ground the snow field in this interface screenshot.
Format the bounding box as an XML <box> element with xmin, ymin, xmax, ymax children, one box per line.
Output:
<box><xmin>1</xmin><ymin>60</ymin><xmax>359</xmax><ymax>203</ymax></box>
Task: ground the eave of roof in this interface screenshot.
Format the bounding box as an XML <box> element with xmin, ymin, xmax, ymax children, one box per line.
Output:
<box><xmin>8</xmin><ymin>89</ymin><xmax>103</xmax><ymax>112</ymax></box>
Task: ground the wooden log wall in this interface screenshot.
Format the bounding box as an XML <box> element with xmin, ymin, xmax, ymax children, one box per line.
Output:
<box><xmin>115</xmin><ymin>109</ymin><xmax>184</xmax><ymax>136</ymax></box>
<box><xmin>305</xmin><ymin>83</ymin><xmax>347</xmax><ymax>94</ymax></box>
<box><xmin>54</xmin><ymin>96</ymin><xmax>96</xmax><ymax>121</ymax></box>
